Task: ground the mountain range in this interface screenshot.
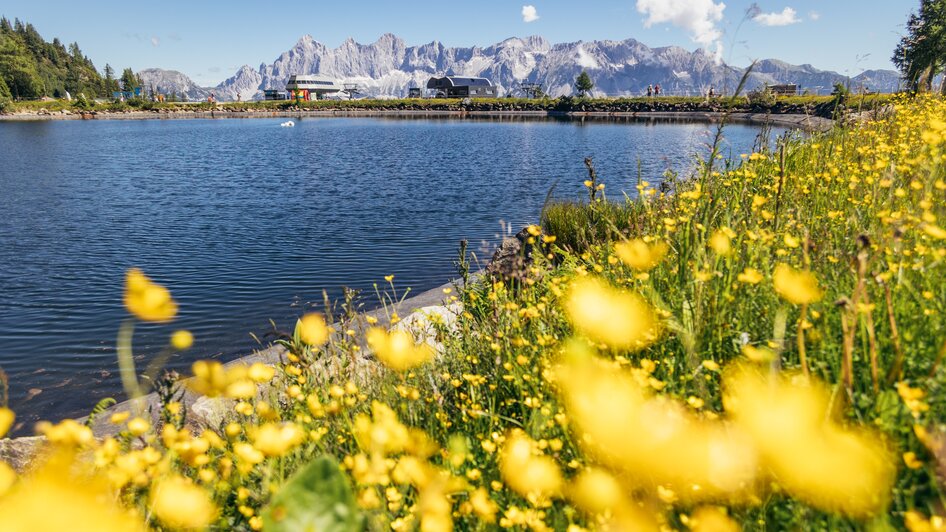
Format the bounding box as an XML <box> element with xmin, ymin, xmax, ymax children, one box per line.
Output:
<box><xmin>138</xmin><ymin>34</ymin><xmax>902</xmax><ymax>102</ymax></box>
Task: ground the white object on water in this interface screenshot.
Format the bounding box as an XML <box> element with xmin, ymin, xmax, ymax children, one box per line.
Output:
<box><xmin>280</xmin><ymin>121</ymin><xmax>295</xmax><ymax>127</ymax></box>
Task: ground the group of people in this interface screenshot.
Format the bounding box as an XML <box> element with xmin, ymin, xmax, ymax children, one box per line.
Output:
<box><xmin>643</xmin><ymin>85</ymin><xmax>719</xmax><ymax>98</ymax></box>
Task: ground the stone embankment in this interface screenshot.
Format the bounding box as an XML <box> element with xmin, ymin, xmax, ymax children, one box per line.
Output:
<box><xmin>0</xmin><ymin>98</ymin><xmax>846</xmax><ymax>131</ymax></box>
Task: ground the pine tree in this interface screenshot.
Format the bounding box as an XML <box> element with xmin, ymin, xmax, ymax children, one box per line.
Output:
<box><xmin>574</xmin><ymin>71</ymin><xmax>594</xmax><ymax>98</ymax></box>
<box><xmin>119</xmin><ymin>67</ymin><xmax>138</xmax><ymax>92</ymax></box>
<box><xmin>893</xmin><ymin>0</ymin><xmax>946</xmax><ymax>93</ymax></box>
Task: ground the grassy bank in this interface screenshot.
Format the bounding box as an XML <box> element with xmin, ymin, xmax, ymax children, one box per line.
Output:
<box><xmin>1</xmin><ymin>93</ymin><xmax>895</xmax><ymax>119</ymax></box>
<box><xmin>0</xmin><ymin>95</ymin><xmax>944</xmax><ymax>531</ymax></box>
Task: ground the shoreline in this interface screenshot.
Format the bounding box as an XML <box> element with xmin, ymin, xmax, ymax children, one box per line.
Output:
<box><xmin>0</xmin><ymin>109</ymin><xmax>833</xmax><ymax>131</ymax></box>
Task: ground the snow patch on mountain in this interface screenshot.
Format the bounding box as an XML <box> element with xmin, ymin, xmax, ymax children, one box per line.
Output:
<box><xmin>140</xmin><ymin>34</ymin><xmax>902</xmax><ymax>102</ymax></box>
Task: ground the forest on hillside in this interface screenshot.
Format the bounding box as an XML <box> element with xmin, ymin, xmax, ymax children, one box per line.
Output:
<box><xmin>0</xmin><ymin>17</ymin><xmax>138</xmax><ymax>101</ymax></box>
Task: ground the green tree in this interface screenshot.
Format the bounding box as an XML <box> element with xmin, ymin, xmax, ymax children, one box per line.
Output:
<box><xmin>574</xmin><ymin>70</ymin><xmax>594</xmax><ymax>97</ymax></box>
<box><xmin>0</xmin><ymin>75</ymin><xmax>11</xmax><ymax>100</ymax></box>
<box><xmin>0</xmin><ymin>33</ymin><xmax>42</xmax><ymax>98</ymax></box>
<box><xmin>119</xmin><ymin>67</ymin><xmax>139</xmax><ymax>92</ymax></box>
<box><xmin>893</xmin><ymin>0</ymin><xmax>946</xmax><ymax>93</ymax></box>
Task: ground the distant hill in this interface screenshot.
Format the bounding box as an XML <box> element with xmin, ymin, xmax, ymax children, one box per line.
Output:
<box><xmin>143</xmin><ymin>34</ymin><xmax>904</xmax><ymax>102</ymax></box>
<box><xmin>0</xmin><ymin>17</ymin><xmax>145</xmax><ymax>101</ymax></box>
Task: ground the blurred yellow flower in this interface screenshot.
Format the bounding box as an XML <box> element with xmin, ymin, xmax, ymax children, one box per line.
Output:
<box><xmin>0</xmin><ymin>407</ymin><xmax>13</xmax><ymax>438</ymax></box>
<box><xmin>569</xmin><ymin>467</ymin><xmax>625</xmax><ymax>514</ymax></box>
<box><xmin>500</xmin><ymin>430</ymin><xmax>563</xmax><ymax>499</ymax></box>
<box><xmin>0</xmin><ymin>454</ymin><xmax>146</xmax><ymax>532</ymax></box>
<box><xmin>251</xmin><ymin>423</ymin><xmax>304</xmax><ymax>457</ymax></box>
<box><xmin>690</xmin><ymin>507</ymin><xmax>739</xmax><ymax>532</ymax></box>
<box><xmin>903</xmin><ymin>451</ymin><xmax>923</xmax><ymax>470</ymax></box>
<box><xmin>150</xmin><ymin>476</ymin><xmax>217</xmax><ymax>530</ymax></box>
<box><xmin>247</xmin><ymin>362</ymin><xmax>275</xmax><ymax>383</ymax></box>
<box><xmin>36</xmin><ymin>419</ymin><xmax>94</xmax><ymax>448</ymax></box>
<box><xmin>170</xmin><ymin>330</ymin><xmax>193</xmax><ymax>350</ymax></box>
<box><xmin>366</xmin><ymin>327</ymin><xmax>435</xmax><ymax>372</ymax></box>
<box><xmin>189</xmin><ymin>360</ymin><xmax>257</xmax><ymax>399</ymax></box>
<box><xmin>737</xmin><ymin>268</ymin><xmax>764</xmax><ymax>285</ymax></box>
<box><xmin>0</xmin><ymin>460</ymin><xmax>15</xmax><ymax>497</ymax></box>
<box><xmin>124</xmin><ymin>268</ymin><xmax>177</xmax><ymax>322</ymax></box>
<box><xmin>742</xmin><ymin>345</ymin><xmax>775</xmax><ymax>363</ymax></box>
<box><xmin>615</xmin><ymin>239</ymin><xmax>668</xmax><ymax>270</ymax></box>
<box><xmin>297</xmin><ymin>313</ymin><xmax>329</xmax><ymax>346</ymax></box>
<box><xmin>923</xmin><ymin>224</ymin><xmax>946</xmax><ymax>240</ymax></box>
<box><xmin>709</xmin><ymin>230</ymin><xmax>732</xmax><ymax>256</ymax></box>
<box><xmin>773</xmin><ymin>264</ymin><xmax>823</xmax><ymax>305</ymax></box>
<box><xmin>563</xmin><ymin>277</ymin><xmax>659</xmax><ymax>351</ymax></box>
<box><xmin>724</xmin><ymin>367</ymin><xmax>894</xmax><ymax>517</ymax></box>
<box><xmin>127</xmin><ymin>417</ymin><xmax>150</xmax><ymax>437</ymax></box>
<box><xmin>556</xmin><ymin>348</ymin><xmax>757</xmax><ymax>500</ymax></box>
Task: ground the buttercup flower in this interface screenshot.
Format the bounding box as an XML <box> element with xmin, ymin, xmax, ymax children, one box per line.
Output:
<box><xmin>124</xmin><ymin>268</ymin><xmax>177</xmax><ymax>322</ymax></box>
<box><xmin>773</xmin><ymin>264</ymin><xmax>823</xmax><ymax>305</ymax></box>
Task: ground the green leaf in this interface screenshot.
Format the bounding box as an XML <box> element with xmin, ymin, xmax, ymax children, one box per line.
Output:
<box><xmin>262</xmin><ymin>456</ymin><xmax>364</xmax><ymax>532</ymax></box>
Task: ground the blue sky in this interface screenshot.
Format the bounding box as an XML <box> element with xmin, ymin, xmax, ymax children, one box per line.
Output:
<box><xmin>0</xmin><ymin>1</ymin><xmax>916</xmax><ymax>85</ymax></box>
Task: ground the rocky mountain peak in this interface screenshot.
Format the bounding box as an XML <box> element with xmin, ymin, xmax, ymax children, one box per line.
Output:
<box><xmin>140</xmin><ymin>33</ymin><xmax>901</xmax><ymax>102</ymax></box>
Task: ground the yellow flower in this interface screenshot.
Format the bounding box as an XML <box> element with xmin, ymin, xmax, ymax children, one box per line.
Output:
<box><xmin>709</xmin><ymin>230</ymin><xmax>732</xmax><ymax>255</ymax></box>
<box><xmin>0</xmin><ymin>453</ymin><xmax>146</xmax><ymax>532</ymax></box>
<box><xmin>569</xmin><ymin>467</ymin><xmax>625</xmax><ymax>514</ymax></box>
<box><xmin>0</xmin><ymin>407</ymin><xmax>14</xmax><ymax>438</ymax></box>
<box><xmin>170</xmin><ymin>330</ymin><xmax>193</xmax><ymax>350</ymax></box>
<box><xmin>35</xmin><ymin>419</ymin><xmax>94</xmax><ymax>448</ymax></box>
<box><xmin>903</xmin><ymin>451</ymin><xmax>923</xmax><ymax>470</ymax></box>
<box><xmin>234</xmin><ymin>443</ymin><xmax>265</xmax><ymax>467</ymax></box>
<box><xmin>297</xmin><ymin>313</ymin><xmax>329</xmax><ymax>347</ymax></box>
<box><xmin>923</xmin><ymin>224</ymin><xmax>946</xmax><ymax>240</ymax></box>
<box><xmin>773</xmin><ymin>264</ymin><xmax>823</xmax><ymax>305</ymax></box>
<box><xmin>500</xmin><ymin>430</ymin><xmax>563</xmax><ymax>499</ymax></box>
<box><xmin>690</xmin><ymin>507</ymin><xmax>739</xmax><ymax>532</ymax></box>
<box><xmin>123</xmin><ymin>268</ymin><xmax>177</xmax><ymax>322</ymax></box>
<box><xmin>150</xmin><ymin>476</ymin><xmax>217</xmax><ymax>530</ymax></box>
<box><xmin>563</xmin><ymin>277</ymin><xmax>659</xmax><ymax>350</ymax></box>
<box><xmin>0</xmin><ymin>460</ymin><xmax>15</xmax><ymax>497</ymax></box>
<box><xmin>251</xmin><ymin>423</ymin><xmax>304</xmax><ymax>457</ymax></box>
<box><xmin>724</xmin><ymin>367</ymin><xmax>894</xmax><ymax>517</ymax></box>
<box><xmin>247</xmin><ymin>362</ymin><xmax>275</xmax><ymax>383</ymax></box>
<box><xmin>366</xmin><ymin>327</ymin><xmax>435</xmax><ymax>372</ymax></box>
<box><xmin>614</xmin><ymin>239</ymin><xmax>668</xmax><ymax>270</ymax></box>
<box><xmin>556</xmin><ymin>347</ymin><xmax>757</xmax><ymax>500</ymax></box>
<box><xmin>469</xmin><ymin>487</ymin><xmax>498</xmax><ymax>522</ymax></box>
<box><xmin>742</xmin><ymin>345</ymin><xmax>775</xmax><ymax>363</ymax></box>
<box><xmin>737</xmin><ymin>268</ymin><xmax>764</xmax><ymax>284</ymax></box>
<box><xmin>109</xmin><ymin>411</ymin><xmax>130</xmax><ymax>425</ymax></box>
<box><xmin>127</xmin><ymin>417</ymin><xmax>151</xmax><ymax>437</ymax></box>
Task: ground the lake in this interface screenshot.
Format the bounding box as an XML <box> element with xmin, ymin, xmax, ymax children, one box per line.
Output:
<box><xmin>0</xmin><ymin>115</ymin><xmax>782</xmax><ymax>430</ymax></box>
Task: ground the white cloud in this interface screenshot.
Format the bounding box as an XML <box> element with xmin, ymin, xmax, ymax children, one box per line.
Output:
<box><xmin>150</xmin><ymin>36</ymin><xmax>160</xmax><ymax>47</ymax></box>
<box><xmin>808</xmin><ymin>11</ymin><xmax>820</xmax><ymax>21</ymax></box>
<box><xmin>636</xmin><ymin>0</ymin><xmax>726</xmax><ymax>61</ymax></box>
<box><xmin>521</xmin><ymin>5</ymin><xmax>539</xmax><ymax>23</ymax></box>
<box><xmin>754</xmin><ymin>7</ymin><xmax>801</xmax><ymax>27</ymax></box>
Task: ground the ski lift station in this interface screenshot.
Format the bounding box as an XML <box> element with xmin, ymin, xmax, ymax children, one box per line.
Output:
<box><xmin>285</xmin><ymin>75</ymin><xmax>342</xmax><ymax>101</ymax></box>
<box><xmin>426</xmin><ymin>76</ymin><xmax>497</xmax><ymax>98</ymax></box>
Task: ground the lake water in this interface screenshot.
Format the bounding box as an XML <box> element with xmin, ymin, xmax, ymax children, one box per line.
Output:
<box><xmin>0</xmin><ymin>116</ymin><xmax>781</xmax><ymax>430</ymax></box>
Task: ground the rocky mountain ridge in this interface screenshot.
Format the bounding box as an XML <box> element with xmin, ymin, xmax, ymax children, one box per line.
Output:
<box><xmin>141</xmin><ymin>34</ymin><xmax>902</xmax><ymax>102</ymax></box>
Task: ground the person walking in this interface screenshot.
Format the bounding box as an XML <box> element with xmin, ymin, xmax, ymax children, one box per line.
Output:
<box><xmin>654</xmin><ymin>84</ymin><xmax>661</xmax><ymax>97</ymax></box>
<box><xmin>647</xmin><ymin>85</ymin><xmax>653</xmax><ymax>97</ymax></box>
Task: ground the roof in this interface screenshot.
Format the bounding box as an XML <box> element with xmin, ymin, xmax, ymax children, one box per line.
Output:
<box><xmin>426</xmin><ymin>76</ymin><xmax>493</xmax><ymax>89</ymax></box>
<box><xmin>286</xmin><ymin>75</ymin><xmax>341</xmax><ymax>90</ymax></box>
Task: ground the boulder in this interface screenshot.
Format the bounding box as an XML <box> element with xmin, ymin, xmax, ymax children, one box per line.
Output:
<box><xmin>0</xmin><ymin>436</ymin><xmax>45</xmax><ymax>473</ymax></box>
<box><xmin>486</xmin><ymin>227</ymin><xmax>538</xmax><ymax>281</ymax></box>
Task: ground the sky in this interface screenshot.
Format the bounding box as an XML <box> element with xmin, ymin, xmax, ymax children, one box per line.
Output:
<box><xmin>0</xmin><ymin>0</ymin><xmax>918</xmax><ymax>86</ymax></box>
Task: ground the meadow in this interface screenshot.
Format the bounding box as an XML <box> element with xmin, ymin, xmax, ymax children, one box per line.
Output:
<box><xmin>0</xmin><ymin>94</ymin><xmax>944</xmax><ymax>531</ymax></box>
